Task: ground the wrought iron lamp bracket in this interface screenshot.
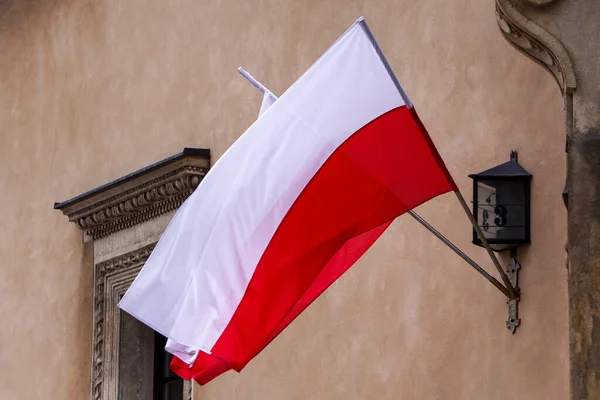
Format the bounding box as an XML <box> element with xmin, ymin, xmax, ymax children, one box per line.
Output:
<box><xmin>506</xmin><ymin>248</ymin><xmax>521</xmax><ymax>333</ymax></box>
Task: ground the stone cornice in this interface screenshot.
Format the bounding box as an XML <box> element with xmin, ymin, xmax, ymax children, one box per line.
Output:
<box><xmin>55</xmin><ymin>148</ymin><xmax>210</xmax><ymax>241</ymax></box>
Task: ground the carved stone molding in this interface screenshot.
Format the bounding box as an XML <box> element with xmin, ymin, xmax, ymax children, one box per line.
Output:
<box><xmin>495</xmin><ymin>0</ymin><xmax>576</xmax><ymax>206</ymax></box>
<box><xmin>92</xmin><ymin>244</ymin><xmax>156</xmax><ymax>400</ymax></box>
<box><xmin>92</xmin><ymin>244</ymin><xmax>194</xmax><ymax>400</ymax></box>
<box><xmin>55</xmin><ymin>148</ymin><xmax>210</xmax><ymax>241</ymax></box>
<box><xmin>495</xmin><ymin>0</ymin><xmax>576</xmax><ymax>97</ymax></box>
<box><xmin>522</xmin><ymin>0</ymin><xmax>560</xmax><ymax>7</ymax></box>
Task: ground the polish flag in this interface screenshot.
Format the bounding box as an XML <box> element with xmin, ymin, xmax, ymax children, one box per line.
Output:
<box><xmin>119</xmin><ymin>17</ymin><xmax>457</xmax><ymax>384</ymax></box>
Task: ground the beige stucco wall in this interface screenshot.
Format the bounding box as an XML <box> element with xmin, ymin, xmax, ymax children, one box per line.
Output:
<box><xmin>0</xmin><ymin>0</ymin><xmax>567</xmax><ymax>399</ymax></box>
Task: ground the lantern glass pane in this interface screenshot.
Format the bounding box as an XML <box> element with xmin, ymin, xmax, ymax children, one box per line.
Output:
<box><xmin>476</xmin><ymin>179</ymin><xmax>527</xmax><ymax>243</ymax></box>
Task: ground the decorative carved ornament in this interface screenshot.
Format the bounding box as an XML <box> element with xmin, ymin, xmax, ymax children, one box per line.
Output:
<box><xmin>495</xmin><ymin>0</ymin><xmax>576</xmax><ymax>96</ymax></box>
<box><xmin>54</xmin><ymin>148</ymin><xmax>210</xmax><ymax>241</ymax></box>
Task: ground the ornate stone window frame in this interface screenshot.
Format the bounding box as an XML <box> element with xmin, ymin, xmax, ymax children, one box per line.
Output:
<box><xmin>55</xmin><ymin>148</ymin><xmax>210</xmax><ymax>400</ymax></box>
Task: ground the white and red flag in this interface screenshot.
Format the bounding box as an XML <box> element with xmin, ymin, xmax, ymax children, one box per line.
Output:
<box><xmin>119</xmin><ymin>17</ymin><xmax>457</xmax><ymax>384</ymax></box>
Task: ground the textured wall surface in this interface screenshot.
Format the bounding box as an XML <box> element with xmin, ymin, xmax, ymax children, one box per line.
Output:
<box><xmin>0</xmin><ymin>0</ymin><xmax>567</xmax><ymax>399</ymax></box>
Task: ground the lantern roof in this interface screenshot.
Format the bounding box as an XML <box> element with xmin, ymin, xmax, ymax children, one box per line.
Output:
<box><xmin>469</xmin><ymin>151</ymin><xmax>532</xmax><ymax>180</ymax></box>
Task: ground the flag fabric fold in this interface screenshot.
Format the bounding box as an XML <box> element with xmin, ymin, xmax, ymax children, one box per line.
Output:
<box><xmin>119</xmin><ymin>17</ymin><xmax>457</xmax><ymax>384</ymax></box>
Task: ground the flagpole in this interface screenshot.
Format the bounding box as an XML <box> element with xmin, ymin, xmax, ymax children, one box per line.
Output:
<box><xmin>238</xmin><ymin>67</ymin><xmax>270</xmax><ymax>95</ymax></box>
<box><xmin>454</xmin><ymin>191</ymin><xmax>517</xmax><ymax>299</ymax></box>
<box><xmin>356</xmin><ymin>18</ymin><xmax>412</xmax><ymax>108</ymax></box>
<box><xmin>358</xmin><ymin>17</ymin><xmax>517</xmax><ymax>299</ymax></box>
<box><xmin>408</xmin><ymin>210</ymin><xmax>512</xmax><ymax>298</ymax></box>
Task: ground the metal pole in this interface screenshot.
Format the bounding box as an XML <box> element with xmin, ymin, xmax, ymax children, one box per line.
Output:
<box><xmin>454</xmin><ymin>191</ymin><xmax>517</xmax><ymax>299</ymax></box>
<box><xmin>407</xmin><ymin>210</ymin><xmax>512</xmax><ymax>298</ymax></box>
<box><xmin>357</xmin><ymin>16</ymin><xmax>517</xmax><ymax>299</ymax></box>
<box><xmin>238</xmin><ymin>67</ymin><xmax>270</xmax><ymax>95</ymax></box>
<box><xmin>356</xmin><ymin>17</ymin><xmax>413</xmax><ymax>108</ymax></box>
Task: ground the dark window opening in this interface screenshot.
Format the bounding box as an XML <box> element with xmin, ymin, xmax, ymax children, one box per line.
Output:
<box><xmin>154</xmin><ymin>333</ymin><xmax>184</xmax><ymax>400</ymax></box>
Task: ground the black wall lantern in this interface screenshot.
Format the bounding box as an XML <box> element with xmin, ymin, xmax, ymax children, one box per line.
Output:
<box><xmin>469</xmin><ymin>151</ymin><xmax>531</xmax><ymax>252</ymax></box>
<box><xmin>469</xmin><ymin>151</ymin><xmax>532</xmax><ymax>333</ymax></box>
